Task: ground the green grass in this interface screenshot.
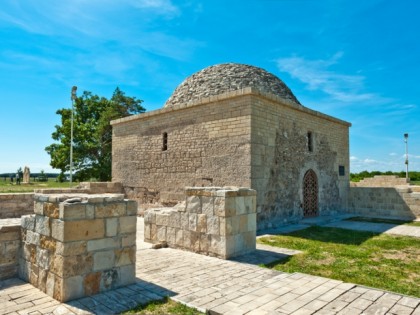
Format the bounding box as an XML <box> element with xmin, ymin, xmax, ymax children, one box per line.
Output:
<box><xmin>258</xmin><ymin>226</ymin><xmax>420</xmax><ymax>297</ymax></box>
<box><xmin>346</xmin><ymin>216</ymin><xmax>420</xmax><ymax>227</ymax></box>
<box><xmin>0</xmin><ymin>178</ymin><xmax>78</xmax><ymax>193</ymax></box>
<box><xmin>122</xmin><ymin>297</ymin><xmax>204</xmax><ymax>315</ymax></box>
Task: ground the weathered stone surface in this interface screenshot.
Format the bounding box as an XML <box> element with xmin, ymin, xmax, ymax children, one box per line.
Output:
<box><xmin>84</xmin><ymin>272</ymin><xmax>101</xmax><ymax>296</ymax></box>
<box><xmin>35</xmin><ymin>215</ymin><xmax>51</xmax><ymax>236</ymax></box>
<box><xmin>55</xmin><ymin>241</ymin><xmax>86</xmax><ymax>256</ymax></box>
<box><xmin>59</xmin><ymin>203</ymin><xmax>86</xmax><ymax>220</ymax></box>
<box><xmin>120</xmin><ymin>216</ymin><xmax>137</xmax><ymax>234</ymax></box>
<box><xmin>93</xmin><ymin>250</ymin><xmax>115</xmax><ymax>271</ymax></box>
<box><xmin>106</xmin><ymin>218</ymin><xmax>118</xmax><ymax>237</ymax></box>
<box><xmin>87</xmin><ymin>238</ymin><xmax>119</xmax><ymax>252</ymax></box>
<box><xmin>186</xmin><ymin>196</ymin><xmax>201</xmax><ymax>213</ymax></box>
<box><xmin>95</xmin><ymin>203</ymin><xmax>126</xmax><ymax>218</ymax></box>
<box><xmin>44</xmin><ymin>202</ymin><xmax>60</xmax><ymax>219</ymax></box>
<box><xmin>62</xmin><ymin>219</ymin><xmax>105</xmax><ymax>242</ymax></box>
<box><xmin>21</xmin><ymin>215</ymin><xmax>36</xmax><ymax>230</ymax></box>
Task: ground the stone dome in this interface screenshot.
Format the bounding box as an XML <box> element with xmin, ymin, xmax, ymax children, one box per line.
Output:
<box><xmin>164</xmin><ymin>63</ymin><xmax>301</xmax><ymax>108</ymax></box>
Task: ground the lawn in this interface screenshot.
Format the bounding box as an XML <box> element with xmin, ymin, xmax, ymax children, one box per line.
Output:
<box><xmin>122</xmin><ymin>297</ymin><xmax>204</xmax><ymax>315</ymax></box>
<box><xmin>258</xmin><ymin>226</ymin><xmax>420</xmax><ymax>297</ymax></box>
<box><xmin>0</xmin><ymin>178</ymin><xmax>78</xmax><ymax>193</ymax></box>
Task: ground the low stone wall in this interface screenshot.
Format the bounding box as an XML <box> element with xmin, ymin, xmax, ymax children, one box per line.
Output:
<box><xmin>19</xmin><ymin>193</ymin><xmax>137</xmax><ymax>302</ymax></box>
<box><xmin>144</xmin><ymin>187</ymin><xmax>257</xmax><ymax>259</ymax></box>
<box><xmin>0</xmin><ymin>193</ymin><xmax>34</xmax><ymax>219</ymax></box>
<box><xmin>349</xmin><ymin>187</ymin><xmax>420</xmax><ymax>219</ymax></box>
<box><xmin>351</xmin><ymin>175</ymin><xmax>409</xmax><ymax>187</ymax></box>
<box><xmin>0</xmin><ymin>219</ymin><xmax>21</xmax><ymax>280</ymax></box>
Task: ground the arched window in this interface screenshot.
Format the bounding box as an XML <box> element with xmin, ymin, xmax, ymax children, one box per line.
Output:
<box><xmin>162</xmin><ymin>132</ymin><xmax>168</xmax><ymax>151</ymax></box>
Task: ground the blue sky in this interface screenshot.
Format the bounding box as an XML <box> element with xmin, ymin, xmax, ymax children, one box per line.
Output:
<box><xmin>0</xmin><ymin>0</ymin><xmax>419</xmax><ymax>174</ymax></box>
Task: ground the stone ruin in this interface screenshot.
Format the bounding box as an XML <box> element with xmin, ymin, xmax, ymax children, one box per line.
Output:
<box><xmin>23</xmin><ymin>166</ymin><xmax>30</xmax><ymax>184</ymax></box>
<box><xmin>19</xmin><ymin>193</ymin><xmax>137</xmax><ymax>302</ymax></box>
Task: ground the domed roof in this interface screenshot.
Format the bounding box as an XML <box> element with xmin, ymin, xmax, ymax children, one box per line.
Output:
<box><xmin>164</xmin><ymin>63</ymin><xmax>301</xmax><ymax>108</ymax></box>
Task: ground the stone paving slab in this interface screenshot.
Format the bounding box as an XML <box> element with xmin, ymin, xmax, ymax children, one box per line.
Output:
<box><xmin>0</xmin><ymin>218</ymin><xmax>419</xmax><ymax>314</ymax></box>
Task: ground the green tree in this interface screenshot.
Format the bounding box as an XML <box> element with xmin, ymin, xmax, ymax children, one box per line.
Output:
<box><xmin>46</xmin><ymin>88</ymin><xmax>145</xmax><ymax>181</ymax></box>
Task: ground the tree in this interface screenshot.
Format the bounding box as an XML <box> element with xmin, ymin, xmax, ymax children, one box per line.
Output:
<box><xmin>46</xmin><ymin>88</ymin><xmax>145</xmax><ymax>181</ymax></box>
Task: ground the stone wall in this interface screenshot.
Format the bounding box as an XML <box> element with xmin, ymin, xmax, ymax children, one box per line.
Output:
<box><xmin>250</xmin><ymin>94</ymin><xmax>350</xmax><ymax>228</ymax></box>
<box><xmin>349</xmin><ymin>187</ymin><xmax>420</xmax><ymax>219</ymax></box>
<box><xmin>144</xmin><ymin>187</ymin><xmax>257</xmax><ymax>259</ymax></box>
<box><xmin>0</xmin><ymin>219</ymin><xmax>21</xmax><ymax>280</ymax></box>
<box><xmin>19</xmin><ymin>193</ymin><xmax>137</xmax><ymax>302</ymax></box>
<box><xmin>112</xmin><ymin>90</ymin><xmax>253</xmax><ymax>206</ymax></box>
<box><xmin>112</xmin><ymin>88</ymin><xmax>350</xmax><ymax>230</ymax></box>
<box><xmin>0</xmin><ymin>193</ymin><xmax>34</xmax><ymax>219</ymax></box>
<box><xmin>350</xmin><ymin>175</ymin><xmax>409</xmax><ymax>187</ymax></box>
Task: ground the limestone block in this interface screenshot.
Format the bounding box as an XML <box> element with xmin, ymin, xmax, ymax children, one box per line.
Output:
<box><xmin>119</xmin><ymin>216</ymin><xmax>137</xmax><ymax>234</ymax></box>
<box><xmin>157</xmin><ymin>226</ymin><xmax>166</xmax><ymax>242</ymax></box>
<box><xmin>61</xmin><ymin>275</ymin><xmax>84</xmax><ymax>302</ymax></box>
<box><xmin>34</xmin><ymin>202</ymin><xmax>44</xmax><ymax>215</ymax></box>
<box><xmin>51</xmin><ymin>254</ymin><xmax>93</xmax><ymax>278</ymax></box>
<box><xmin>144</xmin><ymin>210</ymin><xmax>156</xmax><ymax>224</ymax></box>
<box><xmin>95</xmin><ymin>203</ymin><xmax>126</xmax><ymax>218</ymax></box>
<box><xmin>235</xmin><ymin>197</ymin><xmax>246</xmax><ymax>215</ymax></box>
<box><xmin>36</xmin><ymin>248</ymin><xmax>50</xmax><ymax>269</ymax></box>
<box><xmin>86</xmin><ymin>205</ymin><xmax>95</xmax><ymax>219</ymax></box>
<box><xmin>234</xmin><ymin>234</ymin><xmax>245</xmax><ymax>255</ymax></box>
<box><xmin>44</xmin><ymin>202</ymin><xmax>60</xmax><ymax>219</ymax></box>
<box><xmin>126</xmin><ymin>200</ymin><xmax>138</xmax><ymax>216</ymax></box>
<box><xmin>106</xmin><ymin>218</ymin><xmax>118</xmax><ymax>237</ymax></box>
<box><xmin>239</xmin><ymin>215</ymin><xmax>249</xmax><ymax>233</ymax></box>
<box><xmin>168</xmin><ymin>211</ymin><xmax>181</xmax><ymax>228</ymax></box>
<box><xmin>186</xmin><ymin>196</ymin><xmax>201</xmax><ymax>213</ymax></box>
<box><xmin>224</xmin><ymin>197</ymin><xmax>236</xmax><ymax>217</ymax></box>
<box><xmin>156</xmin><ymin>212</ymin><xmax>169</xmax><ymax>226</ymax></box>
<box><xmin>26</xmin><ymin>230</ymin><xmax>40</xmax><ymax>245</ymax></box>
<box><xmin>144</xmin><ymin>223</ymin><xmax>151</xmax><ymax>241</ymax></box>
<box><xmin>119</xmin><ymin>264</ymin><xmax>135</xmax><ymax>287</ymax></box>
<box><xmin>100</xmin><ymin>269</ymin><xmax>119</xmax><ymax>291</ymax></box>
<box><xmin>87</xmin><ymin>238</ymin><xmax>119</xmax><ymax>252</ymax></box>
<box><xmin>21</xmin><ymin>215</ymin><xmax>36</xmax><ymax>231</ymax></box>
<box><xmin>201</xmin><ymin>196</ymin><xmax>214</xmax><ymax>216</ymax></box>
<box><xmin>84</xmin><ymin>272</ymin><xmax>101</xmax><ymax>296</ymax></box>
<box><xmin>93</xmin><ymin>250</ymin><xmax>115</xmax><ymax>271</ymax></box>
<box><xmin>207</xmin><ymin>216</ymin><xmax>219</xmax><ymax>235</ymax></box>
<box><xmin>188</xmin><ymin>213</ymin><xmax>198</xmax><ymax>232</ymax></box>
<box><xmin>60</xmin><ymin>219</ymin><xmax>104</xmax><ymax>242</ymax></box>
<box><xmin>200</xmin><ymin>234</ymin><xmax>210</xmax><ymax>253</ymax></box>
<box><xmin>55</xmin><ymin>241</ymin><xmax>86</xmax><ymax>256</ymax></box>
<box><xmin>214</xmin><ymin>197</ymin><xmax>225</xmax><ymax>217</ymax></box>
<box><xmin>210</xmin><ymin>235</ymin><xmax>226</xmax><ymax>257</ymax></box>
<box><xmin>190</xmin><ymin>231</ymin><xmax>200</xmax><ymax>252</ymax></box>
<box><xmin>38</xmin><ymin>268</ymin><xmax>48</xmax><ymax>292</ymax></box>
<box><xmin>46</xmin><ymin>272</ymin><xmax>55</xmax><ymax>296</ymax></box>
<box><xmin>197</xmin><ymin>214</ymin><xmax>207</xmax><ymax>233</ymax></box>
<box><xmin>166</xmin><ymin>227</ymin><xmax>176</xmax><ymax>245</ymax></box>
<box><xmin>59</xmin><ymin>203</ymin><xmax>86</xmax><ymax>220</ymax></box>
<box><xmin>243</xmin><ymin>231</ymin><xmax>256</xmax><ymax>251</ymax></box>
<box><xmin>122</xmin><ymin>233</ymin><xmax>136</xmax><ymax>247</ymax></box>
<box><xmin>247</xmin><ymin>213</ymin><xmax>257</xmax><ymax>231</ymax></box>
<box><xmin>181</xmin><ymin>213</ymin><xmax>189</xmax><ymax>230</ymax></box>
<box><xmin>150</xmin><ymin>224</ymin><xmax>157</xmax><ymax>241</ymax></box>
<box><xmin>226</xmin><ymin>236</ymin><xmax>235</xmax><ymax>256</ymax></box>
<box><xmin>35</xmin><ymin>215</ymin><xmax>51</xmax><ymax>236</ymax></box>
<box><xmin>175</xmin><ymin>229</ymin><xmax>183</xmax><ymax>247</ymax></box>
<box><xmin>18</xmin><ymin>258</ymin><xmax>30</xmax><ymax>282</ymax></box>
<box><xmin>115</xmin><ymin>247</ymin><xmax>135</xmax><ymax>266</ymax></box>
<box><xmin>183</xmin><ymin>230</ymin><xmax>191</xmax><ymax>248</ymax></box>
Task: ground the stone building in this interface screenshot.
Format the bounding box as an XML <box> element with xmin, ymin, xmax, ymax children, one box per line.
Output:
<box><xmin>111</xmin><ymin>63</ymin><xmax>351</xmax><ymax>229</ymax></box>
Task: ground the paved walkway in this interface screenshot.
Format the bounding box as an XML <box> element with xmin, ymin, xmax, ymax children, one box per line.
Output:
<box><xmin>1</xmin><ymin>218</ymin><xmax>419</xmax><ymax>315</ymax></box>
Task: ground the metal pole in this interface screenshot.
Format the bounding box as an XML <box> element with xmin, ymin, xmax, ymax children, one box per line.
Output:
<box><xmin>404</xmin><ymin>133</ymin><xmax>409</xmax><ymax>183</ymax></box>
<box><xmin>70</xmin><ymin>86</ymin><xmax>77</xmax><ymax>185</ymax></box>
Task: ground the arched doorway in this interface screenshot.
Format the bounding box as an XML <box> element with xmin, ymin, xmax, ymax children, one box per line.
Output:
<box><xmin>303</xmin><ymin>169</ymin><xmax>318</xmax><ymax>217</ymax></box>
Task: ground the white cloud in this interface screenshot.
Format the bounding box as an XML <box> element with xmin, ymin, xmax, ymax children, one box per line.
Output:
<box><xmin>350</xmin><ymin>156</ymin><xmax>358</xmax><ymax>161</ymax></box>
<box><xmin>276</xmin><ymin>53</ymin><xmax>387</xmax><ymax>103</ymax></box>
<box><xmin>389</xmin><ymin>152</ymin><xmax>397</xmax><ymax>156</ymax></box>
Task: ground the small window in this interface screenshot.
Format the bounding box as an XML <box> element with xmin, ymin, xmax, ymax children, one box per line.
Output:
<box><xmin>307</xmin><ymin>132</ymin><xmax>313</xmax><ymax>152</ymax></box>
<box><xmin>339</xmin><ymin>165</ymin><xmax>345</xmax><ymax>176</ymax></box>
<box><xmin>162</xmin><ymin>132</ymin><xmax>168</xmax><ymax>151</ymax></box>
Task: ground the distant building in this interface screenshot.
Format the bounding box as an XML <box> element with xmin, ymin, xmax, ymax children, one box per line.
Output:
<box><xmin>111</xmin><ymin>63</ymin><xmax>351</xmax><ymax>229</ymax></box>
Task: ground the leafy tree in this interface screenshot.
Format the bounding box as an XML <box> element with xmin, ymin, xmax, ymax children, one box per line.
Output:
<box><xmin>38</xmin><ymin>170</ymin><xmax>48</xmax><ymax>182</ymax></box>
<box><xmin>46</xmin><ymin>88</ymin><xmax>145</xmax><ymax>181</ymax></box>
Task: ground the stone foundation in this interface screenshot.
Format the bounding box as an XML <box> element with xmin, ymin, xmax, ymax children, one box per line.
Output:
<box><xmin>144</xmin><ymin>187</ymin><xmax>257</xmax><ymax>259</ymax></box>
<box><xmin>0</xmin><ymin>219</ymin><xmax>21</xmax><ymax>280</ymax></box>
<box><xmin>19</xmin><ymin>193</ymin><xmax>137</xmax><ymax>302</ymax></box>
